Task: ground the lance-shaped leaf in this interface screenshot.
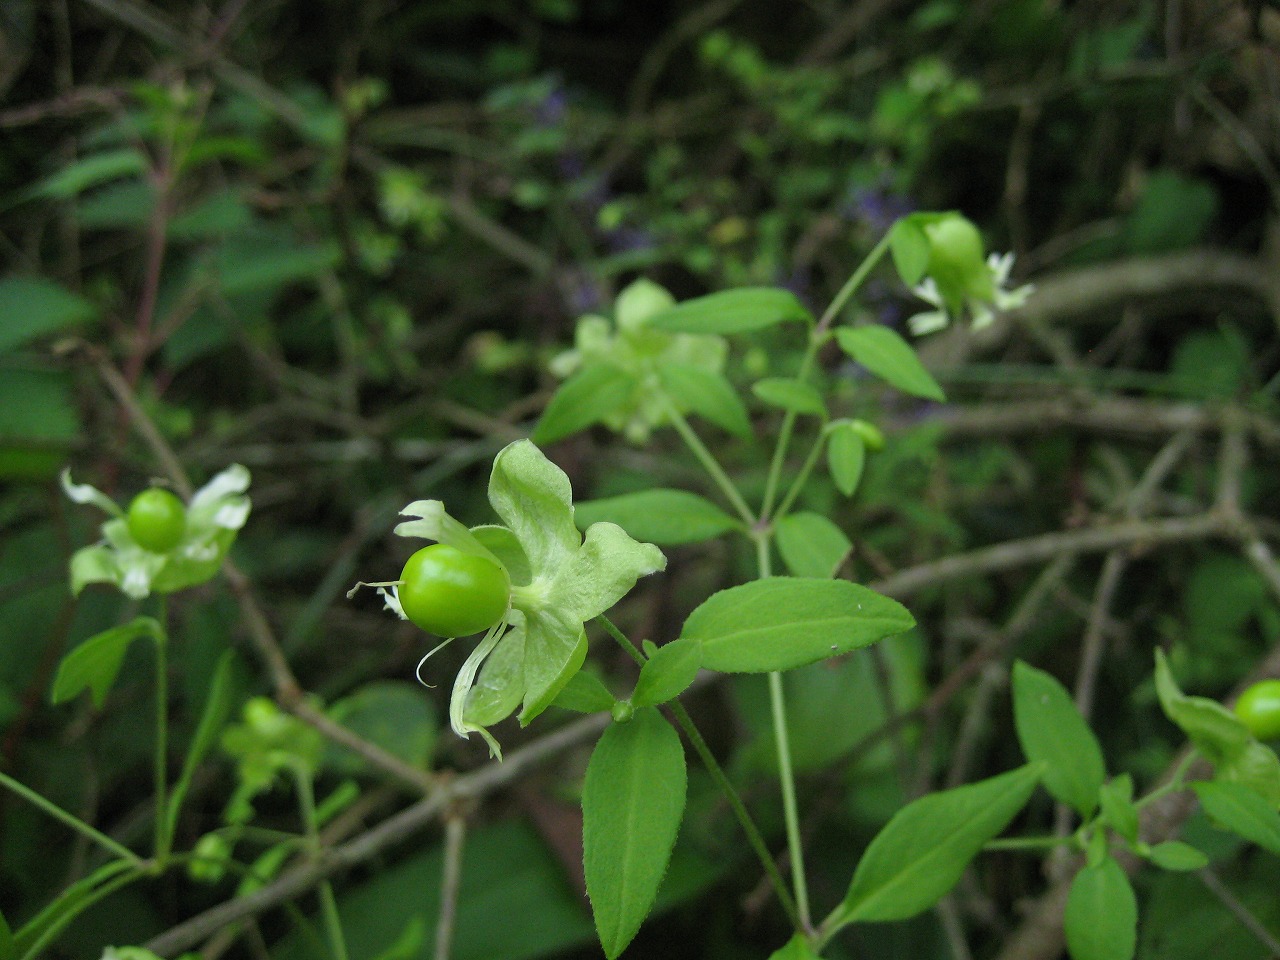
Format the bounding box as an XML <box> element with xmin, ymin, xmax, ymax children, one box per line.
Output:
<box><xmin>583</xmin><ymin>707</ymin><xmax>687</xmax><ymax>959</ymax></box>
<box><xmin>683</xmin><ymin>578</ymin><xmax>914</xmax><ymax>673</ymax></box>
<box><xmin>835</xmin><ymin>326</ymin><xmax>945</xmax><ymax>401</ymax></box>
<box><xmin>775</xmin><ymin>512</ymin><xmax>852</xmax><ymax>579</ymax></box>
<box><xmin>1012</xmin><ymin>661</ymin><xmax>1106</xmax><ymax>817</ymax></box>
<box><xmin>52</xmin><ymin>617</ymin><xmax>164</xmax><ymax>708</ymax></box>
<box><xmin>574</xmin><ymin>489</ymin><xmax>742</xmax><ymax>546</ymax></box>
<box><xmin>1193</xmin><ymin>781</ymin><xmax>1280</xmax><ymax>854</ymax></box>
<box><xmin>647</xmin><ymin>287</ymin><xmax>812</xmax><ymax>334</ymax></box>
<box><xmin>826</xmin><ymin>422</ymin><xmax>866</xmax><ymax>497</ymax></box>
<box><xmin>829</xmin><ymin>764</ymin><xmax>1041</xmax><ymax>929</ymax></box>
<box><xmin>533</xmin><ymin>364</ymin><xmax>637</xmax><ymax>445</ymax></box>
<box><xmin>752</xmin><ymin>378</ymin><xmax>827</xmax><ymax>418</ymax></box>
<box><xmin>1063</xmin><ymin>856</ymin><xmax>1137</xmax><ymax>960</ymax></box>
<box><xmin>632</xmin><ymin>639</ymin><xmax>702</xmax><ymax>708</ymax></box>
<box><xmin>657</xmin><ymin>363</ymin><xmax>752</xmax><ymax>438</ymax></box>
<box><xmin>1153</xmin><ymin>649</ymin><xmax>1253</xmax><ymax>764</ymax></box>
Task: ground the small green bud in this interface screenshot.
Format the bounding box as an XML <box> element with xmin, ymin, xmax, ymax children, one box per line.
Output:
<box><xmin>611</xmin><ymin>700</ymin><xmax>635</xmax><ymax>723</ymax></box>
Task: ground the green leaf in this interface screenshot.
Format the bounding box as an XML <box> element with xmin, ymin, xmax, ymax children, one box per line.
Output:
<box><xmin>1098</xmin><ymin>775</ymin><xmax>1139</xmax><ymax>843</ymax></box>
<box><xmin>583</xmin><ymin>707</ymin><xmax>687</xmax><ymax>959</ymax></box>
<box><xmin>826</xmin><ymin>422</ymin><xmax>866</xmax><ymax>497</ymax></box>
<box><xmin>775</xmin><ymin>512</ymin><xmax>852</xmax><ymax>579</ymax></box>
<box><xmin>767</xmin><ymin>934</ymin><xmax>825</xmax><ymax>960</ymax></box>
<box><xmin>1012</xmin><ymin>661</ymin><xmax>1107</xmax><ymax>817</ymax></box>
<box><xmin>1064</xmin><ymin>857</ymin><xmax>1137</xmax><ymax>960</ymax></box>
<box><xmin>12</xmin><ymin>860</ymin><xmax>136</xmax><ymax>957</ymax></box>
<box><xmin>1146</xmin><ymin>841</ymin><xmax>1209</xmax><ymax>871</ymax></box>
<box><xmin>32</xmin><ymin>149</ymin><xmax>147</xmax><ymax>200</ymax></box>
<box><xmin>166</xmin><ymin>651</ymin><xmax>237</xmax><ymax>839</ymax></box>
<box><xmin>326</xmin><ymin>680</ymin><xmax>437</xmax><ymax>773</ymax></box>
<box><xmin>889</xmin><ymin>218</ymin><xmax>930</xmax><ymax>286</ymax></box>
<box><xmin>831</xmin><ymin>764</ymin><xmax>1041</xmax><ymax>927</ymax></box>
<box><xmin>551</xmin><ymin>669</ymin><xmax>616</xmax><ymax>713</ymax></box>
<box><xmin>0</xmin><ymin>907</ymin><xmax>12</xmax><ymax>960</ymax></box>
<box><xmin>0</xmin><ymin>277</ymin><xmax>97</xmax><ymax>353</ymax></box>
<box><xmin>657</xmin><ymin>363</ymin><xmax>752</xmax><ymax>438</ymax></box>
<box><xmin>532</xmin><ymin>364</ymin><xmax>637</xmax><ymax>445</ymax></box>
<box><xmin>834</xmin><ymin>326</ymin><xmax>946</xmax><ymax>401</ymax></box>
<box><xmin>574</xmin><ymin>489</ymin><xmax>742</xmax><ymax>546</ymax></box>
<box><xmin>632</xmin><ymin>639</ymin><xmax>702</xmax><ymax>708</ymax></box>
<box><xmin>686</xmin><ymin>578</ymin><xmax>914</xmax><ymax>674</ymax></box>
<box><xmin>51</xmin><ymin>616</ymin><xmax>164</xmax><ymax>709</ymax></box>
<box><xmin>1192</xmin><ymin>781</ymin><xmax>1280</xmax><ymax>854</ymax></box>
<box><xmin>752</xmin><ymin>378</ymin><xmax>828</xmax><ymax>417</ymax></box>
<box><xmin>1154</xmin><ymin>649</ymin><xmax>1253</xmax><ymax>766</ymax></box>
<box><xmin>647</xmin><ymin>287</ymin><xmax>812</xmax><ymax>334</ymax></box>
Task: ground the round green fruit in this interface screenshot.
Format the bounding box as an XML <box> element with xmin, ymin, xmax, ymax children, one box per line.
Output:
<box><xmin>398</xmin><ymin>544</ymin><xmax>510</xmax><ymax>638</ymax></box>
<box><xmin>126</xmin><ymin>488</ymin><xmax>187</xmax><ymax>552</ymax></box>
<box><xmin>1235</xmin><ymin>680</ymin><xmax>1280</xmax><ymax>740</ymax></box>
<box><xmin>924</xmin><ymin>215</ymin><xmax>992</xmax><ymax>303</ymax></box>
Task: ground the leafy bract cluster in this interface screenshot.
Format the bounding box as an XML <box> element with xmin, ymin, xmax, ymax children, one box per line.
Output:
<box><xmin>380</xmin><ymin>440</ymin><xmax>665</xmax><ymax>756</ymax></box>
<box><xmin>61</xmin><ymin>465</ymin><xmax>251</xmax><ymax>599</ymax></box>
<box><xmin>544</xmin><ymin>278</ymin><xmax>730</xmax><ymax>443</ymax></box>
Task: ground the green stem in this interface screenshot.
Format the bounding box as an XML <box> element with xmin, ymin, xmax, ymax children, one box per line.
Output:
<box><xmin>0</xmin><ymin>770</ymin><xmax>142</xmax><ymax>865</ymax></box>
<box><xmin>756</xmin><ymin>544</ymin><xmax>812</xmax><ymax>931</ymax></box>
<box><xmin>983</xmin><ymin>835</ymin><xmax>1077</xmax><ymax>852</ymax></box>
<box><xmin>18</xmin><ymin>866</ymin><xmax>147</xmax><ymax>960</ymax></box>
<box><xmin>1134</xmin><ymin>750</ymin><xmax>1201</xmax><ymax>811</ymax></box>
<box><xmin>659</xmin><ymin>395</ymin><xmax>757</xmax><ymax>526</ymax></box>
<box><xmin>296</xmin><ymin>768</ymin><xmax>350</xmax><ymax>960</ymax></box>
<box><xmin>594</xmin><ymin>615</ymin><xmax>799</xmax><ymax>928</ymax></box>
<box><xmin>153</xmin><ymin>596</ymin><xmax>170</xmax><ymax>859</ymax></box>
<box><xmin>774</xmin><ymin>427</ymin><xmax>830</xmax><ymax>523</ymax></box>
<box><xmin>760</xmin><ymin>231</ymin><xmax>893</xmax><ymax>523</ymax></box>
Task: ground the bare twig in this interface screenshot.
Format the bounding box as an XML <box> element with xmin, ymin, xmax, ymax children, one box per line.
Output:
<box><xmin>434</xmin><ymin>812</ymin><xmax>468</xmax><ymax>960</ymax></box>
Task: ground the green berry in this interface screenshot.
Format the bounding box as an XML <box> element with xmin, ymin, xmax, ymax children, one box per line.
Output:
<box><xmin>398</xmin><ymin>544</ymin><xmax>510</xmax><ymax>638</ymax></box>
<box><xmin>126</xmin><ymin>488</ymin><xmax>187</xmax><ymax>552</ymax></box>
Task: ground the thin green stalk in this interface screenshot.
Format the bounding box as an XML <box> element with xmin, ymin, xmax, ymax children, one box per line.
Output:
<box><xmin>760</xmin><ymin>231</ymin><xmax>893</xmax><ymax>523</ymax></box>
<box><xmin>0</xmin><ymin>770</ymin><xmax>142</xmax><ymax>865</ymax></box>
<box><xmin>983</xmin><ymin>835</ymin><xmax>1077</xmax><ymax>852</ymax></box>
<box><xmin>594</xmin><ymin>615</ymin><xmax>799</xmax><ymax>928</ymax></box>
<box><xmin>295</xmin><ymin>768</ymin><xmax>350</xmax><ymax>960</ymax></box>
<box><xmin>1134</xmin><ymin>750</ymin><xmax>1201</xmax><ymax>811</ymax></box>
<box><xmin>815</xmin><ymin>231</ymin><xmax>893</xmax><ymax>333</ymax></box>
<box><xmin>773</xmin><ymin>427</ymin><xmax>830</xmax><ymax>523</ymax></box>
<box><xmin>18</xmin><ymin>866</ymin><xmax>148</xmax><ymax>960</ymax></box>
<box><xmin>659</xmin><ymin>395</ymin><xmax>757</xmax><ymax>526</ymax></box>
<box><xmin>756</xmin><ymin>545</ymin><xmax>812</xmax><ymax>931</ymax></box>
<box><xmin>153</xmin><ymin>596</ymin><xmax>170</xmax><ymax>859</ymax></box>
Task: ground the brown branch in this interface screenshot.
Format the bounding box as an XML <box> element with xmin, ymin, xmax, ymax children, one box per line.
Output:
<box><xmin>143</xmin><ymin>710</ymin><xmax>610</xmax><ymax>957</ymax></box>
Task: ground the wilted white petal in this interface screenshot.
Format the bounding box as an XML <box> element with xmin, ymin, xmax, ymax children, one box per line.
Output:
<box><xmin>378</xmin><ymin>585</ymin><xmax>408</xmax><ymax>620</ymax></box>
<box><xmin>970</xmin><ymin>302</ymin><xmax>996</xmax><ymax>330</ymax></box>
<box><xmin>61</xmin><ymin>470</ymin><xmax>124</xmax><ymax>517</ymax></box>
<box><xmin>912</xmin><ymin>278</ymin><xmax>945</xmax><ymax>309</ymax></box>
<box><xmin>995</xmin><ymin>282</ymin><xmax>1034</xmax><ymax>310</ymax></box>
<box><xmin>212</xmin><ymin>499</ymin><xmax>251</xmax><ymax>530</ymax></box>
<box><xmin>448</xmin><ymin>624</ymin><xmax>509</xmax><ymax>759</ymax></box>
<box><xmin>908</xmin><ymin>310</ymin><xmax>950</xmax><ymax>336</ymax></box>
<box><xmin>120</xmin><ymin>559</ymin><xmax>156</xmax><ymax>599</ymax></box>
<box><xmin>182</xmin><ymin>539</ymin><xmax>220</xmax><ymax>562</ymax></box>
<box><xmin>189</xmin><ymin>464</ymin><xmax>251</xmax><ymax>511</ymax></box>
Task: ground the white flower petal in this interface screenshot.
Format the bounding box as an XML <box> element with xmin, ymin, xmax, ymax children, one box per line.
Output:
<box><xmin>912</xmin><ymin>278</ymin><xmax>944</xmax><ymax>308</ymax></box>
<box><xmin>61</xmin><ymin>470</ymin><xmax>124</xmax><ymax>517</ymax></box>
<box><xmin>908</xmin><ymin>310</ymin><xmax>950</xmax><ymax>336</ymax></box>
<box><xmin>212</xmin><ymin>499</ymin><xmax>251</xmax><ymax>530</ymax></box>
<box><xmin>448</xmin><ymin>625</ymin><xmax>509</xmax><ymax>758</ymax></box>
<box><xmin>189</xmin><ymin>464</ymin><xmax>251</xmax><ymax>511</ymax></box>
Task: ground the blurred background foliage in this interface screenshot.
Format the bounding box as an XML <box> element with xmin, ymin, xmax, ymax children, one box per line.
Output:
<box><xmin>2</xmin><ymin>0</ymin><xmax>1280</xmax><ymax>957</ymax></box>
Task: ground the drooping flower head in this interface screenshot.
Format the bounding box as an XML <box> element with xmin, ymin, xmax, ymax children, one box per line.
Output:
<box><xmin>61</xmin><ymin>465</ymin><xmax>251</xmax><ymax>599</ymax></box>
<box><xmin>351</xmin><ymin>440</ymin><xmax>665</xmax><ymax>758</ymax></box>
<box><xmin>889</xmin><ymin>212</ymin><xmax>1034</xmax><ymax>336</ymax></box>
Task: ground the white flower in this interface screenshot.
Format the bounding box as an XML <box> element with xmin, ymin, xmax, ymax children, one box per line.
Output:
<box><xmin>907</xmin><ymin>252</ymin><xmax>1034</xmax><ymax>336</ymax></box>
<box><xmin>62</xmin><ymin>465</ymin><xmax>251</xmax><ymax>599</ymax></box>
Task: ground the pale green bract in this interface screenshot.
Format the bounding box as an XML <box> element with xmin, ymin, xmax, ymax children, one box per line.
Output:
<box><xmin>61</xmin><ymin>464</ymin><xmax>251</xmax><ymax>599</ymax></box>
<box><xmin>385</xmin><ymin>440</ymin><xmax>666</xmax><ymax>757</ymax></box>
<box><xmin>548</xmin><ymin>278</ymin><xmax>728</xmax><ymax>443</ymax></box>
